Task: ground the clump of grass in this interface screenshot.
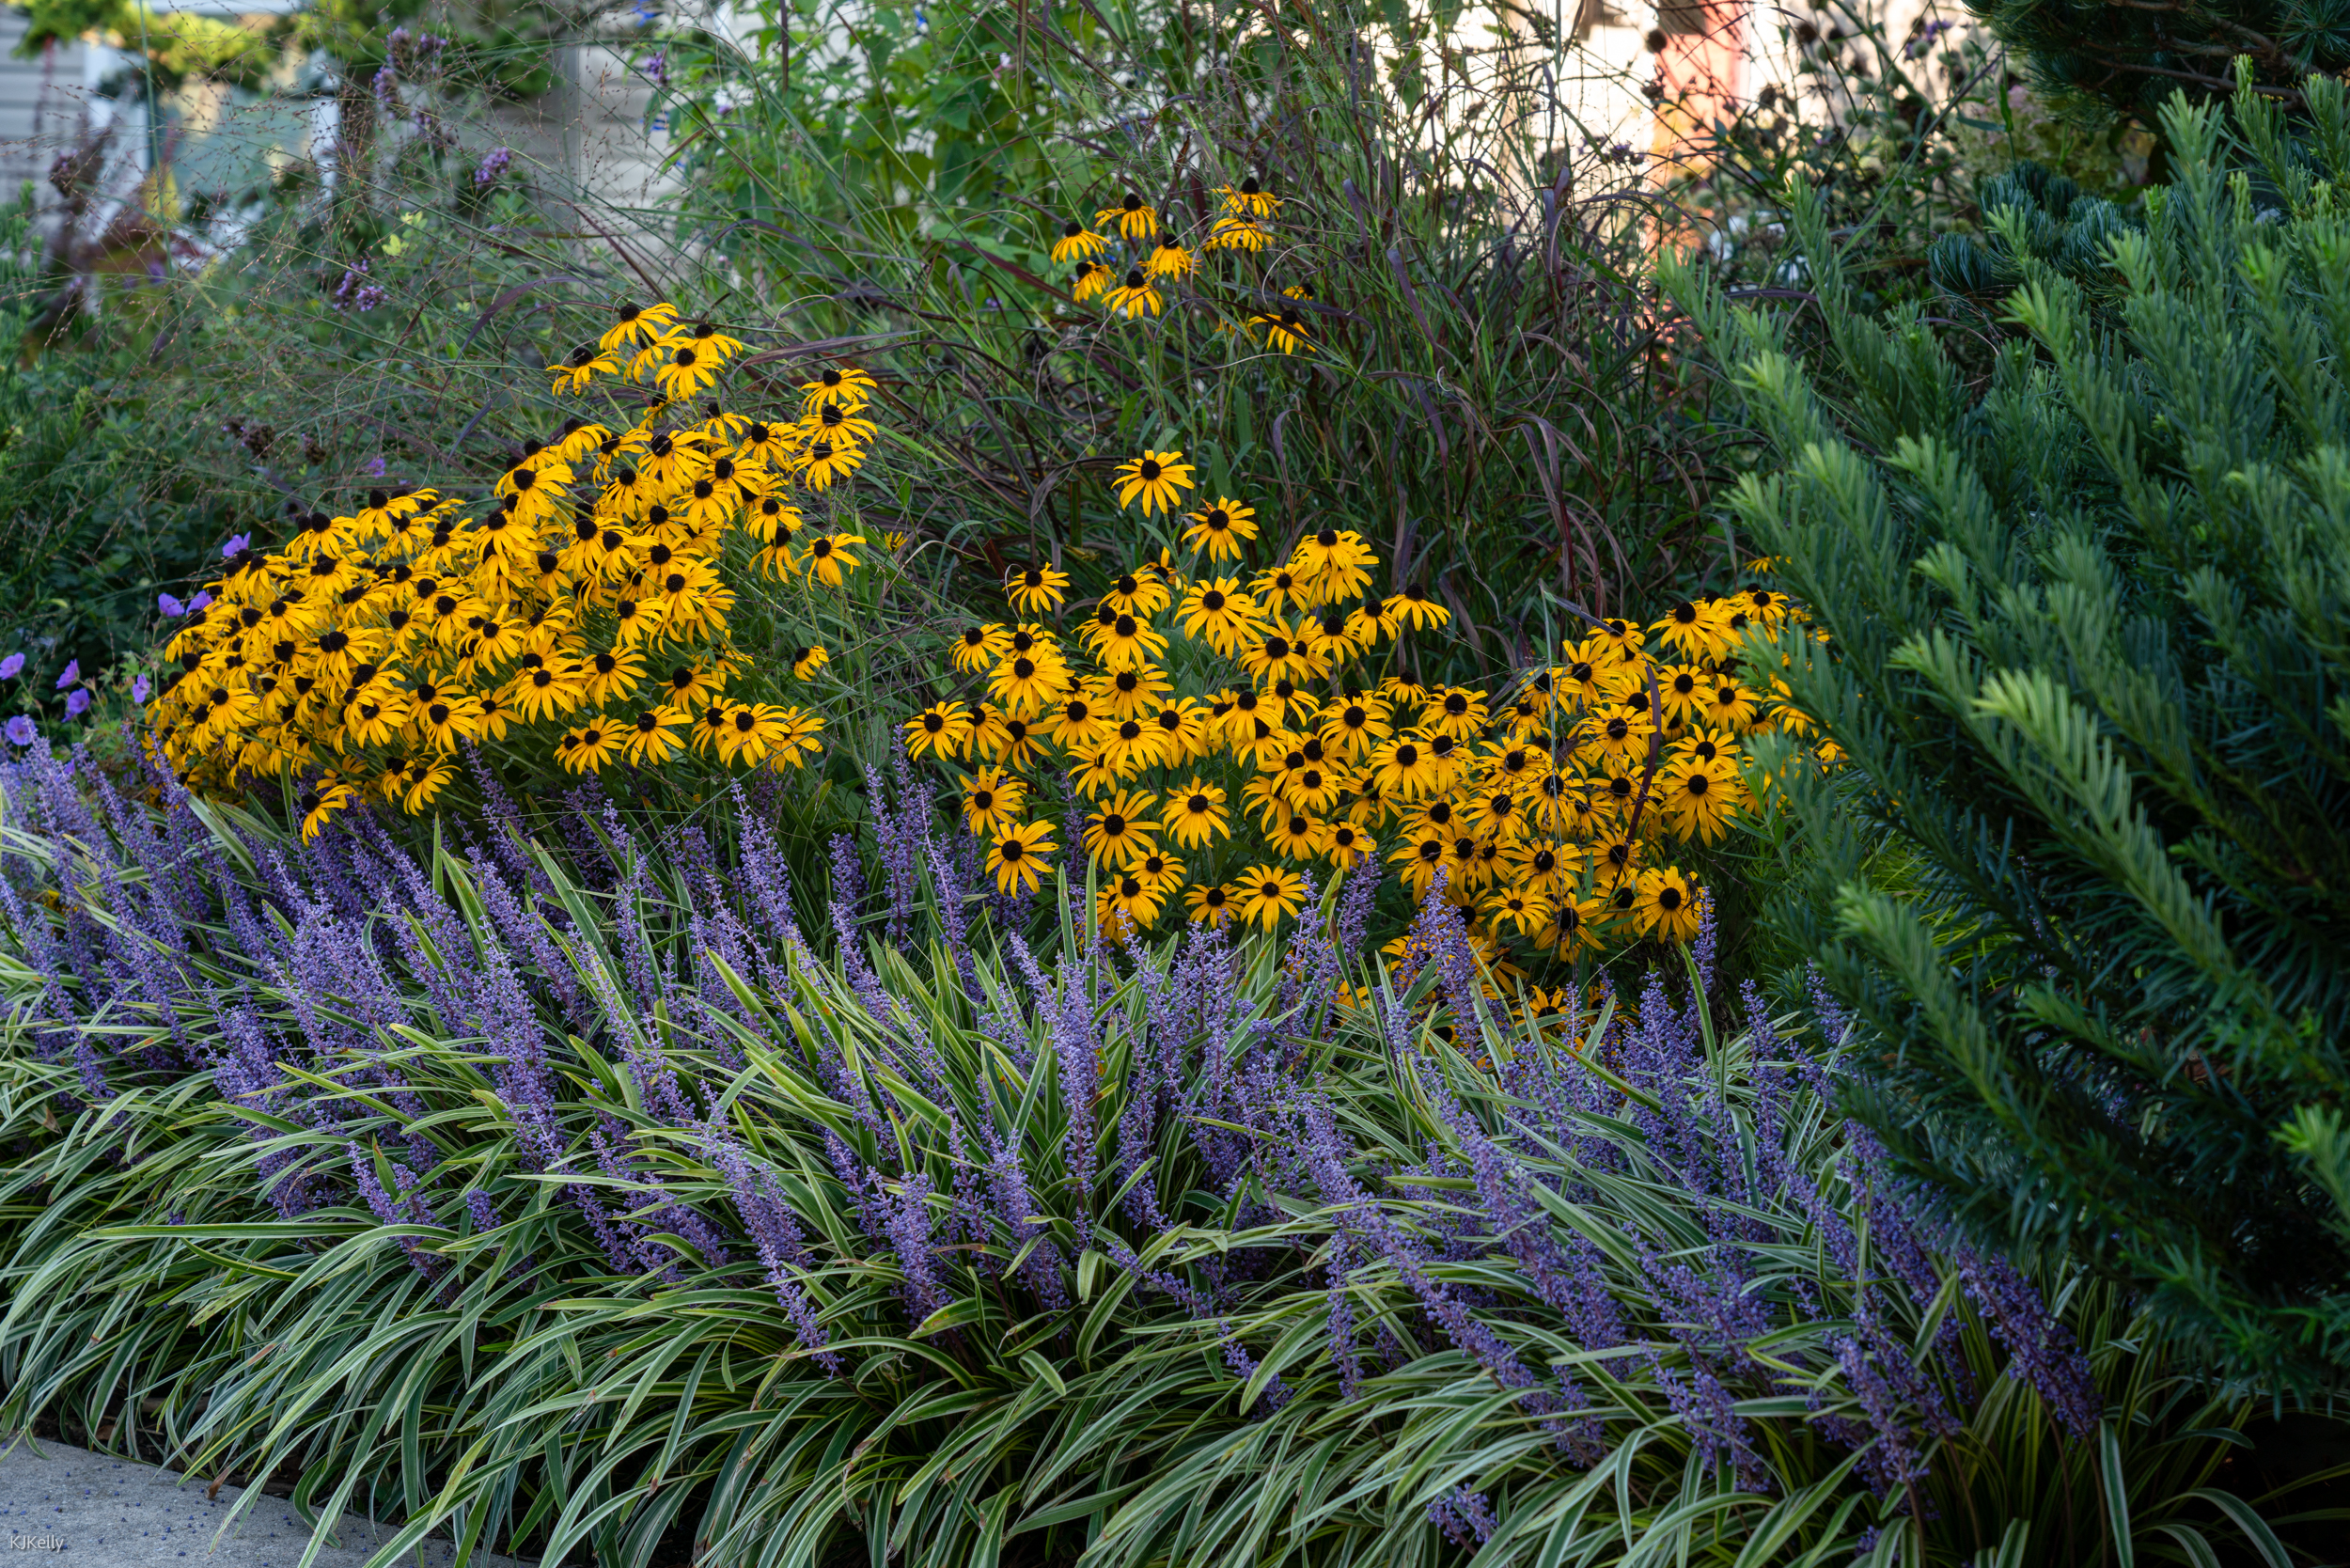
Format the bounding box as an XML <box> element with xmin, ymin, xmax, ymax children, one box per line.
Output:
<box><xmin>0</xmin><ymin>742</ymin><xmax>2321</xmax><ymax>1568</ymax></box>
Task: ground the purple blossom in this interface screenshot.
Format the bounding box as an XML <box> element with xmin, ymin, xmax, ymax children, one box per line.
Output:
<box><xmin>1957</xmin><ymin>1247</ymin><xmax>2100</xmax><ymax>1437</ymax></box>
<box><xmin>132</xmin><ymin>674</ymin><xmax>150</xmax><ymax>704</ymax></box>
<box><xmin>221</xmin><ymin>533</ymin><xmax>251</xmax><ymax>558</ymax></box>
<box><xmin>189</xmin><ymin>590</ymin><xmax>212</xmax><ymax>611</ymax></box>
<box><xmin>6</xmin><ymin>716</ymin><xmax>33</xmax><ymax>745</ymax></box>
<box><xmin>55</xmin><ymin>660</ymin><xmax>78</xmax><ymax>689</ymax></box>
<box><xmin>473</xmin><ymin>146</ymin><xmax>512</xmax><ymax>185</ymax></box>
<box><xmin>0</xmin><ymin>652</ymin><xmax>21</xmax><ymax>679</ymax></box>
<box><xmin>703</xmin><ymin>1120</ymin><xmax>840</xmax><ymax>1373</ymax></box>
<box><xmin>1428</xmin><ymin>1486</ymin><xmax>1497</xmax><ymax>1546</ymax></box>
<box><xmin>62</xmin><ymin>690</ymin><xmax>88</xmax><ymax>718</ymax></box>
<box><xmin>157</xmin><ymin>592</ymin><xmax>186</xmax><ymax>617</ymax></box>
<box><xmin>331</xmin><ymin>261</ymin><xmax>386</xmax><ymax>312</ymax></box>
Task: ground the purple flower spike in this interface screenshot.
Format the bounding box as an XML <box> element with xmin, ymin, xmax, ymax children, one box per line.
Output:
<box><xmin>55</xmin><ymin>660</ymin><xmax>78</xmax><ymax>689</ymax></box>
<box><xmin>157</xmin><ymin>592</ymin><xmax>186</xmax><ymax>617</ymax></box>
<box><xmin>6</xmin><ymin>715</ymin><xmax>34</xmax><ymax>745</ymax></box>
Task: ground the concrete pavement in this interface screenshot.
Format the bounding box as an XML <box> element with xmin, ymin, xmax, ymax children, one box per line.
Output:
<box><xmin>0</xmin><ymin>1439</ymin><xmax>534</xmax><ymax>1568</ymax></box>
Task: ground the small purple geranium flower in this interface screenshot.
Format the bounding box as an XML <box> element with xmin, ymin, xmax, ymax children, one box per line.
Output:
<box><xmin>55</xmin><ymin>660</ymin><xmax>79</xmax><ymax>690</ymax></box>
<box><xmin>189</xmin><ymin>589</ymin><xmax>213</xmax><ymax>612</ymax></box>
<box><xmin>6</xmin><ymin>716</ymin><xmax>34</xmax><ymax>745</ymax></box>
<box><xmin>158</xmin><ymin>592</ymin><xmax>186</xmax><ymax>617</ymax></box>
<box><xmin>64</xmin><ymin>689</ymin><xmax>90</xmax><ymax>718</ymax></box>
<box><xmin>0</xmin><ymin>653</ymin><xmax>22</xmax><ymax>681</ymax></box>
<box><xmin>132</xmin><ymin>673</ymin><xmax>150</xmax><ymax>703</ymax></box>
<box><xmin>222</xmin><ymin>533</ymin><xmax>251</xmax><ymax>559</ymax></box>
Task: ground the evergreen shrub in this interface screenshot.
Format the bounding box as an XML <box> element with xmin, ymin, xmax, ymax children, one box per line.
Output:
<box><xmin>1668</xmin><ymin>80</ymin><xmax>2350</xmax><ymax>1388</ymax></box>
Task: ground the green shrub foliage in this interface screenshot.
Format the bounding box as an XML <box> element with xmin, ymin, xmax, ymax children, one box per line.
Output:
<box><xmin>1668</xmin><ymin>81</ymin><xmax>2350</xmax><ymax>1388</ymax></box>
<box><xmin>1965</xmin><ymin>0</ymin><xmax>2350</xmax><ymax>123</ymax></box>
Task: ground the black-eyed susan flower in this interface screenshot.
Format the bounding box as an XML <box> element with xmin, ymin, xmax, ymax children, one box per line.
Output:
<box><xmin>1100</xmin><ymin>569</ymin><xmax>1173</xmax><ymax>618</ymax></box>
<box><xmin>790</xmin><ymin>644</ymin><xmax>829</xmax><ymax>680</ymax></box>
<box><xmin>1236</xmin><ymin>864</ymin><xmax>1306</xmax><ymax>930</ymax></box>
<box><xmin>475</xmin><ymin>689</ymin><xmax>516</xmax><ymax>741</ymax></box>
<box><xmin>1248</xmin><ymin>302</ymin><xmax>1312</xmax><ymax>353</ymax></box>
<box><xmin>1045</xmin><ymin>693</ymin><xmax>1111</xmax><ymax>752</ymax></box>
<box><xmin>1218</xmin><ymin>176</ymin><xmax>1278</xmax><ymax>218</ymax></box>
<box><xmin>1097</xmin><ymin>872</ymin><xmax>1162</xmax><ymax>935</ymax></box>
<box><xmin>1294</xmin><ymin>528</ymin><xmax>1378</xmax><ymax>604</ymax></box>
<box><xmin>952</xmin><ymin>623</ymin><xmax>1012</xmax><ymax>673</ymax></box>
<box><xmin>1130</xmin><ymin>849</ymin><xmax>1185</xmax><ymax>900</ymax></box>
<box><xmin>559</xmin><ymin>717</ymin><xmax>626</xmax><ymax>772</ymax></box>
<box><xmin>1071</xmin><ymin>260</ymin><xmax>1111</xmax><ymax>303</ymax></box>
<box><xmin>1092</xmin><ymin>662</ymin><xmax>1171</xmax><ymax>720</ymax></box>
<box><xmin>600</xmin><ymin>301</ymin><xmax>681</xmax><ymax>353</ymax></box>
<box><xmin>552</xmin><ymin>343</ymin><xmax>620</xmax><ymax>394</ymax></box>
<box><xmin>905</xmin><ymin>699</ymin><xmax>972</xmax><ymax>760</ymax></box>
<box><xmin>690</xmin><ymin>700</ymin><xmax>734</xmax><ymax>758</ymax></box>
<box><xmin>1086</xmin><ymin>610</ymin><xmax>1168</xmax><ymax>671</ymax></box>
<box><xmin>802</xmin><ymin>533</ymin><xmax>864</xmax><ymax>588</ymax></box>
<box><xmin>1635</xmin><ymin>866</ymin><xmax>1702</xmax><ymax>943</ymax></box>
<box><xmin>1251</xmin><ymin>562</ymin><xmax>1301</xmax><ymax>615</ymax></box>
<box><xmin>1318</xmin><ymin>693</ymin><xmax>1392</xmax><ymax>759</ymax></box>
<box><xmin>1659</xmin><ymin>754</ymin><xmax>1741</xmax><ymax>844</ymax></box>
<box><xmin>580</xmin><ymin>645</ymin><xmax>646</xmax><ymax>707</ymax></box>
<box><xmin>1144</xmin><ymin>238</ymin><xmax>1196</xmax><ymax>279</ymax></box>
<box><xmin>1114</xmin><ymin>451</ymin><xmax>1196</xmax><ymax>515</ymax></box>
<box><xmin>1007</xmin><ymin>563</ymin><xmax>1069</xmax><ymax>614</ymax></box>
<box><xmin>989</xmin><ymin>649</ymin><xmax>1069</xmax><ymax>713</ymax></box>
<box><xmin>1175</xmin><ymin>577</ymin><xmax>1261</xmax><ymax>655</ymax></box>
<box><xmin>802</xmin><ymin>398</ymin><xmax>879</xmax><ymax>447</ymax></box>
<box><xmin>764</xmin><ymin>706</ymin><xmax>825</xmax><ymax>770</ymax></box>
<box><xmin>798</xmin><ymin>440</ymin><xmax>865</xmax><ymax>491</ymax></box>
<box><xmin>1237</xmin><ymin>623</ymin><xmax>1327</xmax><ymax>687</ymax></box>
<box><xmin>1537</xmin><ymin>892</ymin><xmax>1608</xmax><ymax>960</ymax></box>
<box><xmin>1082</xmin><ymin>789</ymin><xmax>1159</xmax><ymax>863</ymax></box>
<box><xmin>987</xmin><ymin>819</ymin><xmax>1057</xmax><ymax>895</ymax></box>
<box><xmin>1051</xmin><ymin>219</ymin><xmax>1111</xmax><ymax>262</ymax></box>
<box><xmin>1322</xmin><ymin>818</ymin><xmax>1375</xmax><ymax>870</ymax></box>
<box><xmin>799</xmin><ymin>363</ymin><xmax>878</xmax><ymax>413</ymax></box>
<box><xmin>1384</xmin><ymin>581</ymin><xmax>1449</xmax><ymax>631</ymax></box>
<box><xmin>1269</xmin><ymin>810</ymin><xmax>1322</xmax><ymax>860</ymax></box>
<box><xmin>1201</xmin><ymin>216</ymin><xmax>1270</xmax><ymax>253</ymax></box>
<box><xmin>1181</xmin><ymin>497</ymin><xmax>1259</xmax><ymax>562</ymax></box>
<box><xmin>401</xmin><ymin>758</ymin><xmax>456</xmax><ymax>814</ymax></box>
<box><xmin>1703</xmin><ymin>680</ymin><xmax>1760</xmax><ymax>732</ymax></box>
<box><xmin>1390</xmin><ymin>832</ymin><xmax>1447</xmax><ymax>901</ymax></box>
<box><xmin>714</xmin><ymin>701</ymin><xmax>796</xmax><ymax>765</ymax></box>
<box><xmin>1185</xmin><ymin>880</ymin><xmax>1234</xmax><ymax>926</ymax></box>
<box><xmin>1104</xmin><ymin>269</ymin><xmax>1164</xmax><ymax>319</ymax></box>
<box><xmin>657</xmin><ymin>658</ymin><xmax>725</xmax><ymax>710</ymax></box>
<box><xmin>415</xmin><ymin>690</ymin><xmax>486</xmax><ymax>750</ymax></box>
<box><xmin>961</xmin><ymin>767</ymin><xmax>1027</xmax><ymax>838</ymax></box>
<box><xmin>297</xmin><ymin>776</ymin><xmax>355</xmax><ymax>841</ymax></box>
<box><xmin>1095</xmin><ymin>191</ymin><xmax>1154</xmax><ymax>241</ymax></box>
<box><xmin>1066</xmin><ymin>743</ymin><xmax>1132</xmax><ymax>798</ymax></box>
<box><xmin>1481</xmin><ymin>885</ymin><xmax>1550</xmax><ymax>939</ymax></box>
<box><xmin>623</xmin><ymin>704</ymin><xmax>688</xmax><ymax>765</ymax></box>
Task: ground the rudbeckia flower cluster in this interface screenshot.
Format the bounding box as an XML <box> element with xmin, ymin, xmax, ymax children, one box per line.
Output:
<box><xmin>147</xmin><ymin>302</ymin><xmax>872</xmax><ymax>839</ymax></box>
<box><xmin>907</xmin><ymin>446</ymin><xmax>1817</xmax><ymax>960</ymax></box>
<box><xmin>1058</xmin><ymin>178</ymin><xmax>1315</xmax><ymax>353</ymax></box>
